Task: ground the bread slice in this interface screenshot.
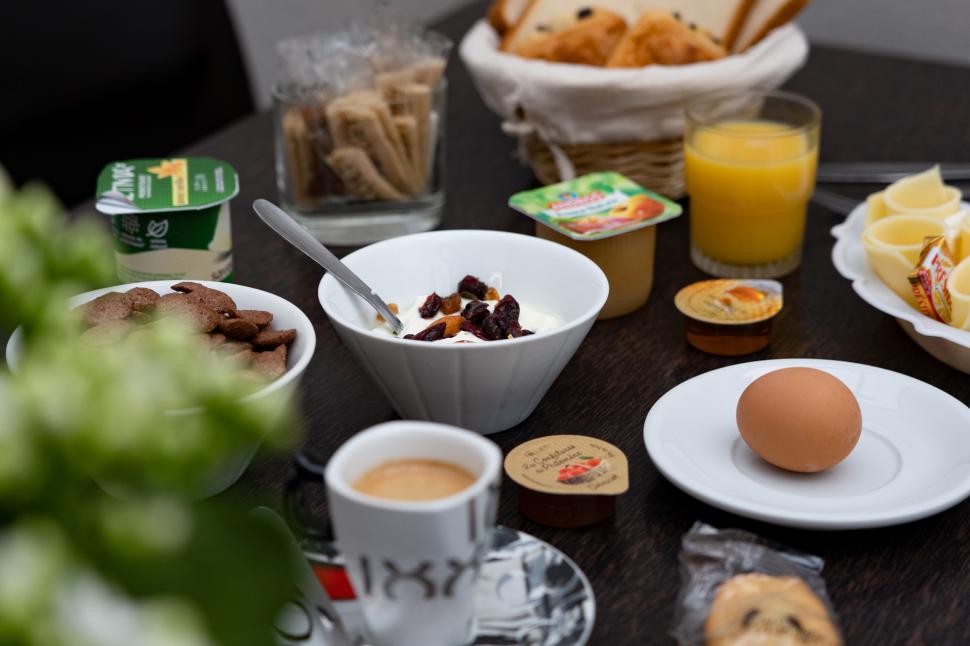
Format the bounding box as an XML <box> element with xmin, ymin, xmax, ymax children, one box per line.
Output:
<box><xmin>607</xmin><ymin>10</ymin><xmax>727</xmax><ymax>67</ymax></box>
<box><xmin>504</xmin><ymin>1</ymin><xmax>754</xmax><ymax>52</ymax></box>
<box><xmin>733</xmin><ymin>0</ymin><xmax>811</xmax><ymax>52</ymax></box>
<box><xmin>487</xmin><ymin>0</ymin><xmax>534</xmax><ymax>35</ymax></box>
<box><xmin>506</xmin><ymin>7</ymin><xmax>628</xmax><ymax>67</ymax></box>
<box><xmin>637</xmin><ymin>0</ymin><xmax>754</xmax><ymax>50</ymax></box>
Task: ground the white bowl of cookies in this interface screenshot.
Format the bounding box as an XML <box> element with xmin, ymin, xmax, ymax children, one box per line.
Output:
<box><xmin>5</xmin><ymin>280</ymin><xmax>316</xmax><ymax>496</ymax></box>
<box><xmin>461</xmin><ymin>0</ymin><xmax>811</xmax><ymax>196</ymax></box>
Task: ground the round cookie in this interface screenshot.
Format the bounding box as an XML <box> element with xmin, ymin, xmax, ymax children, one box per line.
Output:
<box><xmin>705</xmin><ymin>574</ymin><xmax>841</xmax><ymax>646</ymax></box>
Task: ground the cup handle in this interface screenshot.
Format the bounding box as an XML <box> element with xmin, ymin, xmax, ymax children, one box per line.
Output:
<box><xmin>284</xmin><ymin>451</ymin><xmax>334</xmax><ymax>541</ymax></box>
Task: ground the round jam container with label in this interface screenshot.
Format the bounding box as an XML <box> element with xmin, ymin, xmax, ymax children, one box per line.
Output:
<box><xmin>509</xmin><ymin>172</ymin><xmax>682</xmax><ymax>319</ymax></box>
<box><xmin>674</xmin><ymin>279</ymin><xmax>783</xmax><ymax>356</ymax></box>
<box><xmin>95</xmin><ymin>157</ymin><xmax>239</xmax><ymax>283</ymax></box>
<box><xmin>504</xmin><ymin>434</ymin><xmax>629</xmax><ymax>528</ymax></box>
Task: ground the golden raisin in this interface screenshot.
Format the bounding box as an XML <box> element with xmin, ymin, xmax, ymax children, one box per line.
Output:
<box><xmin>376</xmin><ymin>303</ymin><xmax>399</xmax><ymax>323</ymax></box>
<box><xmin>440</xmin><ymin>293</ymin><xmax>462</xmax><ymax>314</ymax></box>
<box><xmin>429</xmin><ymin>315</ymin><xmax>464</xmax><ymax>338</ymax></box>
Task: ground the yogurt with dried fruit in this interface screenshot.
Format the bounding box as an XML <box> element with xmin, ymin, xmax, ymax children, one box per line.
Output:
<box><xmin>371</xmin><ymin>274</ymin><xmax>561</xmax><ymax>343</ymax></box>
<box><xmin>380</xmin><ymin>295</ymin><xmax>560</xmax><ymax>343</ymax></box>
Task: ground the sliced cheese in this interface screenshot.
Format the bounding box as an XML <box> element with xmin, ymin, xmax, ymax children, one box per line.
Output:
<box><xmin>949</xmin><ymin>254</ymin><xmax>970</xmax><ymax>329</ymax></box>
<box><xmin>734</xmin><ymin>0</ymin><xmax>810</xmax><ymax>52</ymax></box>
<box><xmin>885</xmin><ymin>165</ymin><xmax>949</xmax><ymax>210</ymax></box>
<box><xmin>865</xmin><ymin>166</ymin><xmax>963</xmax><ymax>224</ymax></box>
<box><xmin>865</xmin><ymin>191</ymin><xmax>888</xmax><ymax>225</ymax></box>
<box><xmin>956</xmin><ymin>211</ymin><xmax>970</xmax><ymax>263</ymax></box>
<box><xmin>862</xmin><ymin>214</ymin><xmax>946</xmax><ymax>306</ymax></box>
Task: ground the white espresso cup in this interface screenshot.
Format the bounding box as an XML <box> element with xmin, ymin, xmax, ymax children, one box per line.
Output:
<box><xmin>325</xmin><ymin>421</ymin><xmax>502</xmax><ymax>646</ymax></box>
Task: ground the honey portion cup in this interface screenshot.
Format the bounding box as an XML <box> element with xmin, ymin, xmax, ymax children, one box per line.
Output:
<box><xmin>948</xmin><ymin>257</ymin><xmax>970</xmax><ymax>330</ymax></box>
<box><xmin>862</xmin><ymin>214</ymin><xmax>947</xmax><ymax>306</ymax></box>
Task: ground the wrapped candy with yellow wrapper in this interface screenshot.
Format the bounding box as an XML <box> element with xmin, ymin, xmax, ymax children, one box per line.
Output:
<box><xmin>908</xmin><ymin>236</ymin><xmax>954</xmax><ymax>323</ymax></box>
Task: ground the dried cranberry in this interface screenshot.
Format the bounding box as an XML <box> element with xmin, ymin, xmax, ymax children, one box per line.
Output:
<box><xmin>457</xmin><ymin>275</ymin><xmax>487</xmax><ymax>300</ymax></box>
<box><xmin>406</xmin><ymin>322</ymin><xmax>447</xmax><ymax>342</ymax></box>
<box><xmin>481</xmin><ymin>313</ymin><xmax>508</xmax><ymax>340</ymax></box>
<box><xmin>492</xmin><ymin>295</ymin><xmax>520</xmax><ymax>322</ymax></box>
<box><xmin>459</xmin><ymin>319</ymin><xmax>487</xmax><ymax>340</ymax></box>
<box><xmin>418</xmin><ymin>292</ymin><xmax>443</xmax><ymax>319</ymax></box>
<box><xmin>507</xmin><ymin>321</ymin><xmax>534</xmax><ymax>338</ymax></box>
<box><xmin>461</xmin><ymin>300</ymin><xmax>489</xmax><ymax>324</ymax></box>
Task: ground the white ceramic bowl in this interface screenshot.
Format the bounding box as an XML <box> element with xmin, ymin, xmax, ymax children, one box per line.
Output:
<box><xmin>832</xmin><ymin>202</ymin><xmax>970</xmax><ymax>374</ymax></box>
<box><xmin>5</xmin><ymin>280</ymin><xmax>317</xmax><ymax>497</ymax></box>
<box><xmin>318</xmin><ymin>230</ymin><xmax>609</xmax><ymax>434</ymax></box>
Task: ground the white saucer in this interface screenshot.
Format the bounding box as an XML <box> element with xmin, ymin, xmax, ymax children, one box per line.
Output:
<box><xmin>644</xmin><ymin>359</ymin><xmax>970</xmax><ymax>530</ymax></box>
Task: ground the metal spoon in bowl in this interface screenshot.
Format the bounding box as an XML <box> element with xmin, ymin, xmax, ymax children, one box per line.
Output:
<box><xmin>252</xmin><ymin>199</ymin><xmax>403</xmax><ymax>334</ymax></box>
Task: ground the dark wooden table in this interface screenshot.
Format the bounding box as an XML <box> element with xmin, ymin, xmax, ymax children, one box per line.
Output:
<box><xmin>73</xmin><ymin>3</ymin><xmax>970</xmax><ymax>644</ymax></box>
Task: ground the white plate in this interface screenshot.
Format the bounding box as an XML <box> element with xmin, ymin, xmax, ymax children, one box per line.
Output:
<box><xmin>831</xmin><ymin>201</ymin><xmax>970</xmax><ymax>374</ymax></box>
<box><xmin>644</xmin><ymin>359</ymin><xmax>970</xmax><ymax>530</ymax></box>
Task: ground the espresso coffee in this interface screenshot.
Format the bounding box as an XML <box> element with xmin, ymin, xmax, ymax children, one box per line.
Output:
<box><xmin>353</xmin><ymin>459</ymin><xmax>476</xmax><ymax>501</ymax></box>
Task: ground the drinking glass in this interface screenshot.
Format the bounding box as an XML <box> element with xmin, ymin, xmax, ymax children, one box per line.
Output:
<box><xmin>274</xmin><ymin>81</ymin><xmax>445</xmax><ymax>246</ymax></box>
<box><xmin>684</xmin><ymin>90</ymin><xmax>821</xmax><ymax>278</ymax></box>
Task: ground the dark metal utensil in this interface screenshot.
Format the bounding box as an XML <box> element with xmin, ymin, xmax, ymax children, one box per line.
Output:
<box><xmin>252</xmin><ymin>199</ymin><xmax>403</xmax><ymax>334</ymax></box>
<box><xmin>817</xmin><ymin>162</ymin><xmax>970</xmax><ymax>184</ymax></box>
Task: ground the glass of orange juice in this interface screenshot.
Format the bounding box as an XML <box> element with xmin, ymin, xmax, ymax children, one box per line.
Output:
<box><xmin>684</xmin><ymin>90</ymin><xmax>821</xmax><ymax>278</ymax></box>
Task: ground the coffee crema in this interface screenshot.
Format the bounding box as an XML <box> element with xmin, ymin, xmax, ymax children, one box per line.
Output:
<box><xmin>353</xmin><ymin>459</ymin><xmax>476</xmax><ymax>501</ymax></box>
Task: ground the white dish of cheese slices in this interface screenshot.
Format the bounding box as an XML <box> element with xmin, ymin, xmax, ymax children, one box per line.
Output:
<box><xmin>832</xmin><ymin>167</ymin><xmax>970</xmax><ymax>375</ymax></box>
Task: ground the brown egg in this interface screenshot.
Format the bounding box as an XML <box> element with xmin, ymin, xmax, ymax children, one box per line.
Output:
<box><xmin>736</xmin><ymin>367</ymin><xmax>862</xmax><ymax>473</ymax></box>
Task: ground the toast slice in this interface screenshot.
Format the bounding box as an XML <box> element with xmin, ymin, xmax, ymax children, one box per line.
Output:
<box><xmin>635</xmin><ymin>0</ymin><xmax>754</xmax><ymax>50</ymax></box>
<box><xmin>506</xmin><ymin>7</ymin><xmax>628</xmax><ymax>66</ymax></box>
<box><xmin>487</xmin><ymin>0</ymin><xmax>534</xmax><ymax>35</ymax></box>
<box><xmin>607</xmin><ymin>10</ymin><xmax>727</xmax><ymax>67</ymax></box>
<box><xmin>503</xmin><ymin>1</ymin><xmax>754</xmax><ymax>53</ymax></box>
<box><xmin>733</xmin><ymin>0</ymin><xmax>811</xmax><ymax>52</ymax></box>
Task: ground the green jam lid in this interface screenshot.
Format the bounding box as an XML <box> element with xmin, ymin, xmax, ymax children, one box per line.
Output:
<box><xmin>508</xmin><ymin>172</ymin><xmax>681</xmax><ymax>241</ymax></box>
<box><xmin>95</xmin><ymin>157</ymin><xmax>239</xmax><ymax>215</ymax></box>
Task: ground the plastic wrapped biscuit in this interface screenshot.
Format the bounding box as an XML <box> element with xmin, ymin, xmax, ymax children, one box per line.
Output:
<box><xmin>673</xmin><ymin>523</ymin><xmax>842</xmax><ymax>646</ymax></box>
<box><xmin>705</xmin><ymin>574</ymin><xmax>841</xmax><ymax>646</ymax></box>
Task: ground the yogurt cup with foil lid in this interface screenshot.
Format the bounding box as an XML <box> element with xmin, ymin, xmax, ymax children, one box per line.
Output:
<box><xmin>675</xmin><ymin>279</ymin><xmax>783</xmax><ymax>355</ymax></box>
<box><xmin>96</xmin><ymin>157</ymin><xmax>238</xmax><ymax>283</ymax></box>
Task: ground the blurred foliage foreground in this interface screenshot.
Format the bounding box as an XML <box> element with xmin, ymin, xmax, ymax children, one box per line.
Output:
<box><xmin>0</xmin><ymin>171</ymin><xmax>300</xmax><ymax>645</ymax></box>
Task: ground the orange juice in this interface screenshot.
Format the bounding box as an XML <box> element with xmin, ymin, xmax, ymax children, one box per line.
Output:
<box><xmin>685</xmin><ymin>120</ymin><xmax>818</xmax><ymax>267</ymax></box>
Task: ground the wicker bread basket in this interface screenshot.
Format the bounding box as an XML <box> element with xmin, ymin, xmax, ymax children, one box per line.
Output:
<box><xmin>525</xmin><ymin>135</ymin><xmax>686</xmax><ymax>198</ymax></box>
<box><xmin>460</xmin><ymin>20</ymin><xmax>808</xmax><ymax>198</ymax></box>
